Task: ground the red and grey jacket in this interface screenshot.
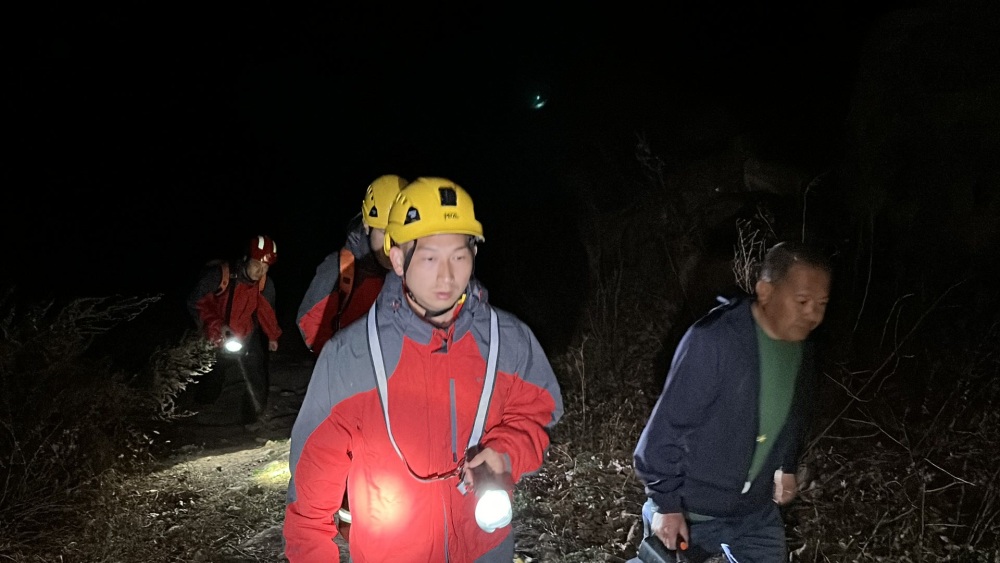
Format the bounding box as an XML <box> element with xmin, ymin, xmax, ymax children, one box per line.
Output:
<box><xmin>283</xmin><ymin>274</ymin><xmax>564</xmax><ymax>562</ymax></box>
<box><xmin>296</xmin><ymin>221</ymin><xmax>386</xmax><ymax>355</ymax></box>
<box><xmin>186</xmin><ymin>259</ymin><xmax>282</xmax><ymax>345</ymax></box>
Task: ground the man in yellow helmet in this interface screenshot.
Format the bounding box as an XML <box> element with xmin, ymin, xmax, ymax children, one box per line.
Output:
<box><xmin>296</xmin><ymin>174</ymin><xmax>407</xmax><ymax>356</ymax></box>
<box><xmin>284</xmin><ymin>178</ymin><xmax>564</xmax><ymax>562</ymax></box>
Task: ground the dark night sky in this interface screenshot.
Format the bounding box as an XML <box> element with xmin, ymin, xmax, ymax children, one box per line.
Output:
<box><xmin>4</xmin><ymin>2</ymin><xmax>951</xmax><ymax>344</ymax></box>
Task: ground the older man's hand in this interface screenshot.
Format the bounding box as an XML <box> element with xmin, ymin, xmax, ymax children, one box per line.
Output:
<box><xmin>773</xmin><ymin>470</ymin><xmax>798</xmax><ymax>505</ymax></box>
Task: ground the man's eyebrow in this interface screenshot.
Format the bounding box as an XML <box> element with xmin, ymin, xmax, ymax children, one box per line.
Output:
<box><xmin>796</xmin><ymin>291</ymin><xmax>829</xmax><ymax>298</ymax></box>
<box><xmin>413</xmin><ymin>244</ymin><xmax>470</xmax><ymax>252</ymax></box>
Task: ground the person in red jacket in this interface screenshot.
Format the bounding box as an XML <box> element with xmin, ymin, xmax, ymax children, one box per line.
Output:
<box><xmin>186</xmin><ymin>235</ymin><xmax>282</xmax><ymax>425</ymax></box>
<box><xmin>296</xmin><ymin>175</ymin><xmax>407</xmax><ymax>540</ymax></box>
<box><xmin>296</xmin><ymin>174</ymin><xmax>407</xmax><ymax>356</ymax></box>
<box><xmin>283</xmin><ymin>177</ymin><xmax>564</xmax><ymax>562</ymax></box>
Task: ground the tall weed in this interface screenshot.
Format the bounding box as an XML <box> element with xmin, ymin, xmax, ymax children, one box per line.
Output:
<box><xmin>0</xmin><ymin>289</ymin><xmax>211</xmax><ymax>556</ymax></box>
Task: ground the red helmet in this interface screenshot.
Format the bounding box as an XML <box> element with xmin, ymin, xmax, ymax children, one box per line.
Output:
<box><xmin>249</xmin><ymin>235</ymin><xmax>278</xmax><ymax>265</ymax></box>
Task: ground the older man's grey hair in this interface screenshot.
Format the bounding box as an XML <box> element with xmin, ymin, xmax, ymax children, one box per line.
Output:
<box><xmin>758</xmin><ymin>241</ymin><xmax>832</xmax><ymax>284</ymax></box>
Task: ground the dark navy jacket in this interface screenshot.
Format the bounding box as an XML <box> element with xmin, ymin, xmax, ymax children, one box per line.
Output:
<box><xmin>633</xmin><ymin>297</ymin><xmax>815</xmax><ymax>517</ymax></box>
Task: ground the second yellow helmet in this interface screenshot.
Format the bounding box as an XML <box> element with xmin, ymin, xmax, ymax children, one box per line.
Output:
<box><xmin>361</xmin><ymin>174</ymin><xmax>408</xmax><ymax>230</ymax></box>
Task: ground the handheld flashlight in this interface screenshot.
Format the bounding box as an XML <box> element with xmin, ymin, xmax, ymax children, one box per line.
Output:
<box><xmin>223</xmin><ymin>335</ymin><xmax>244</xmax><ymax>353</ymax></box>
<box><xmin>461</xmin><ymin>448</ymin><xmax>513</xmax><ymax>533</ymax></box>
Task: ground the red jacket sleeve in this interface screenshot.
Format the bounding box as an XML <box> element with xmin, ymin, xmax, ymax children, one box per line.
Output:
<box><xmin>481</xmin><ymin>319</ymin><xmax>563</xmax><ymax>483</ymax></box>
<box><xmin>255</xmin><ymin>278</ymin><xmax>283</xmax><ymax>342</ymax></box>
<box><xmin>482</xmin><ymin>374</ymin><xmax>559</xmax><ymax>482</ymax></box>
<box><xmin>296</xmin><ymin>249</ymin><xmax>346</xmax><ymax>353</ymax></box>
<box><xmin>196</xmin><ymin>295</ymin><xmax>225</xmax><ymax>344</ymax></box>
<box><xmin>187</xmin><ymin>264</ymin><xmax>226</xmax><ymax>344</ymax></box>
<box><xmin>283</xmin><ymin>416</ymin><xmax>352</xmax><ymax>561</ymax></box>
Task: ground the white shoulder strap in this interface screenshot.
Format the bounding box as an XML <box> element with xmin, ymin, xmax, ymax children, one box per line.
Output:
<box><xmin>469</xmin><ymin>309</ymin><xmax>500</xmax><ymax>449</ymax></box>
<box><xmin>367</xmin><ymin>304</ymin><xmax>499</xmax><ymax>472</ymax></box>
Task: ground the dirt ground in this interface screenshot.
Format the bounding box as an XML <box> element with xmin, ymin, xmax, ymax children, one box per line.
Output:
<box><xmin>140</xmin><ymin>348</ymin><xmax>352</xmax><ymax>562</ymax></box>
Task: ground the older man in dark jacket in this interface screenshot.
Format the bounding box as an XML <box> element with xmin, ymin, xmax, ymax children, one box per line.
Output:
<box><xmin>633</xmin><ymin>241</ymin><xmax>832</xmax><ymax>563</ymax></box>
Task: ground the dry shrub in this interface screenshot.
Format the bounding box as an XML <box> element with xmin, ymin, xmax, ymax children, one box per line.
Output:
<box><xmin>144</xmin><ymin>329</ymin><xmax>216</xmax><ymax>420</ymax></box>
<box><xmin>0</xmin><ymin>289</ymin><xmax>212</xmax><ymax>559</ymax></box>
<box><xmin>732</xmin><ymin>213</ymin><xmax>773</xmax><ymax>295</ymax></box>
<box><xmin>515</xmin><ymin>261</ymin><xmax>674</xmax><ymax>561</ymax></box>
<box><xmin>790</xmin><ymin>316</ymin><xmax>1000</xmax><ymax>562</ymax></box>
<box><xmin>552</xmin><ymin>265</ymin><xmax>675</xmax><ymax>455</ymax></box>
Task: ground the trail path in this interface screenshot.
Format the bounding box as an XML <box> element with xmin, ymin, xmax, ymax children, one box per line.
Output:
<box><xmin>141</xmin><ymin>348</ymin><xmax>353</xmax><ymax>562</ymax></box>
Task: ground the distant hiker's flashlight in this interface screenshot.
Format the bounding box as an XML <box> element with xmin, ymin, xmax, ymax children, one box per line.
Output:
<box><xmin>459</xmin><ymin>448</ymin><xmax>512</xmax><ymax>533</ymax></box>
<box><xmin>223</xmin><ymin>335</ymin><xmax>244</xmax><ymax>353</ymax></box>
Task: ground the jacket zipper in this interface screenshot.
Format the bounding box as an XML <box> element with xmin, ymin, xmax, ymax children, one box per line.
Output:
<box><xmin>450</xmin><ymin>379</ymin><xmax>458</xmax><ymax>462</ymax></box>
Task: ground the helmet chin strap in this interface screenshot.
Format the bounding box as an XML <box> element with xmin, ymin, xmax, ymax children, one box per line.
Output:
<box><xmin>407</xmin><ymin>290</ymin><xmax>465</xmax><ymax>327</ymax></box>
<box><xmin>401</xmin><ymin>240</ymin><xmax>474</xmax><ymax>325</ymax></box>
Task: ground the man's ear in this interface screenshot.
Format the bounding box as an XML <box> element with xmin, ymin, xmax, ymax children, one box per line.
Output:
<box><xmin>389</xmin><ymin>245</ymin><xmax>406</xmax><ymax>276</ymax></box>
<box><xmin>755</xmin><ymin>279</ymin><xmax>772</xmax><ymax>304</ymax></box>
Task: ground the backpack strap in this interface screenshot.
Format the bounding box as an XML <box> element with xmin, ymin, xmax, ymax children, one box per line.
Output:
<box><xmin>338</xmin><ymin>247</ymin><xmax>355</xmax><ymax>297</ymax></box>
<box><xmin>333</xmin><ymin>247</ymin><xmax>356</xmax><ymax>328</ymax></box>
<box><xmin>214</xmin><ymin>261</ymin><xmax>230</xmax><ymax>296</ymax></box>
<box><xmin>223</xmin><ymin>266</ymin><xmax>237</xmax><ymax>325</ymax></box>
<box><xmin>215</xmin><ymin>260</ymin><xmax>267</xmax><ymax>294</ymax></box>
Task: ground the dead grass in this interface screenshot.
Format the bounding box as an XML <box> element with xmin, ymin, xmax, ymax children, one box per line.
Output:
<box><xmin>786</xmin><ymin>319</ymin><xmax>1000</xmax><ymax>563</ymax></box>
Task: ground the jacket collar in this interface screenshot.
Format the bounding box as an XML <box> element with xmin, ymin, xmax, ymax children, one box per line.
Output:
<box><xmin>377</xmin><ymin>273</ymin><xmax>489</xmax><ymax>345</ymax></box>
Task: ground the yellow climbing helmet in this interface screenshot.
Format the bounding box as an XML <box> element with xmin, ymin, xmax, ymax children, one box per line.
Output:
<box><xmin>383</xmin><ymin>177</ymin><xmax>484</xmax><ymax>254</ymax></box>
<box><xmin>361</xmin><ymin>174</ymin><xmax>408</xmax><ymax>230</ymax></box>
